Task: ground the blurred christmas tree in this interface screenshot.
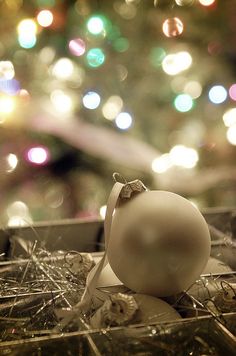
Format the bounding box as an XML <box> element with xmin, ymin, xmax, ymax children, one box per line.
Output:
<box><xmin>0</xmin><ymin>0</ymin><xmax>236</xmax><ymax>226</ymax></box>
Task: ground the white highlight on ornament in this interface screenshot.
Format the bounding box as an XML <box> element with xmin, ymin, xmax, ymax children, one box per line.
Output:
<box><xmin>99</xmin><ymin>205</ymin><xmax>107</xmax><ymax>219</ymax></box>
<box><xmin>152</xmin><ymin>154</ymin><xmax>173</xmax><ymax>173</ymax></box>
<box><xmin>52</xmin><ymin>58</ymin><xmax>74</xmax><ymax>80</ymax></box>
<box><xmin>6</xmin><ymin>153</ymin><xmax>18</xmax><ymax>172</ymax></box>
<box><xmin>0</xmin><ymin>61</ymin><xmax>15</xmax><ymax>79</ymax></box>
<box><xmin>115</xmin><ymin>112</ymin><xmax>133</xmax><ymax>130</ymax></box>
<box><xmin>51</xmin><ymin>90</ymin><xmax>73</xmax><ymax>113</ymax></box>
<box><xmin>162</xmin><ymin>51</ymin><xmax>192</xmax><ymax>76</ymax></box>
<box><xmin>226</xmin><ymin>124</ymin><xmax>236</xmax><ymax>145</ymax></box>
<box><xmin>82</xmin><ymin>91</ymin><xmax>101</xmax><ymax>109</ymax></box>
<box><xmin>102</xmin><ymin>95</ymin><xmax>123</xmax><ymax>120</ymax></box>
<box><xmin>169</xmin><ymin>145</ymin><xmax>199</xmax><ymax>168</ymax></box>
<box><xmin>223</xmin><ymin>108</ymin><xmax>236</xmax><ymax>127</ymax></box>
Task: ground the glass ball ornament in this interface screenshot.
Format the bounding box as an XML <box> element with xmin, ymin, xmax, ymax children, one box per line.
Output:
<box><xmin>162</xmin><ymin>17</ymin><xmax>184</xmax><ymax>38</ymax></box>
<box><xmin>107</xmin><ymin>190</ymin><xmax>211</xmax><ymax>297</ymax></box>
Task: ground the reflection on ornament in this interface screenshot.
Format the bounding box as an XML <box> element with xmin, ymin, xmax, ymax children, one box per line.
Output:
<box><xmin>162</xmin><ymin>17</ymin><xmax>184</xmax><ymax>38</ymax></box>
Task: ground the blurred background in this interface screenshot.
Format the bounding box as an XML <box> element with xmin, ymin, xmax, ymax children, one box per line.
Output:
<box><xmin>0</xmin><ymin>0</ymin><xmax>236</xmax><ymax>227</ymax></box>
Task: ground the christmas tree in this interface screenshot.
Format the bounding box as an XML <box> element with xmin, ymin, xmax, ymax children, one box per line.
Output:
<box><xmin>0</xmin><ymin>0</ymin><xmax>236</xmax><ymax>226</ymax></box>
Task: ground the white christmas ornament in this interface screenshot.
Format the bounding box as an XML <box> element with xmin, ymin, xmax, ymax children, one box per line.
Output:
<box><xmin>107</xmin><ymin>187</ymin><xmax>211</xmax><ymax>297</ymax></box>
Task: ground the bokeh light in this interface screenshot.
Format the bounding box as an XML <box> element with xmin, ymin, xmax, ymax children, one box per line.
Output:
<box><xmin>18</xmin><ymin>33</ymin><xmax>37</xmax><ymax>48</ymax></box>
<box><xmin>183</xmin><ymin>80</ymin><xmax>202</xmax><ymax>99</ymax></box>
<box><xmin>208</xmin><ymin>85</ymin><xmax>227</xmax><ymax>104</ymax></box>
<box><xmin>52</xmin><ymin>58</ymin><xmax>74</xmax><ymax>79</ymax></box>
<box><xmin>0</xmin><ymin>96</ymin><xmax>15</xmax><ymax>115</ymax></box>
<box><xmin>99</xmin><ymin>205</ymin><xmax>107</xmax><ymax>219</ymax></box>
<box><xmin>152</xmin><ymin>154</ymin><xmax>173</xmax><ymax>173</ymax></box>
<box><xmin>149</xmin><ymin>47</ymin><xmax>166</xmax><ymax>67</ymax></box>
<box><xmin>6</xmin><ymin>153</ymin><xmax>18</xmax><ymax>172</ymax></box>
<box><xmin>102</xmin><ymin>95</ymin><xmax>123</xmax><ymax>119</ymax></box>
<box><xmin>162</xmin><ymin>17</ymin><xmax>184</xmax><ymax>38</ymax></box>
<box><xmin>226</xmin><ymin>124</ymin><xmax>236</xmax><ymax>145</ymax></box>
<box><xmin>51</xmin><ymin>90</ymin><xmax>73</xmax><ymax>113</ymax></box>
<box><xmin>26</xmin><ymin>146</ymin><xmax>50</xmax><ymax>165</ymax></box>
<box><xmin>68</xmin><ymin>38</ymin><xmax>86</xmax><ymax>56</ymax></box>
<box><xmin>0</xmin><ymin>79</ymin><xmax>20</xmax><ymax>95</ymax></box>
<box><xmin>115</xmin><ymin>112</ymin><xmax>133</xmax><ymax>130</ymax></box>
<box><xmin>82</xmin><ymin>91</ymin><xmax>101</xmax><ymax>109</ymax></box>
<box><xmin>198</xmin><ymin>0</ymin><xmax>215</xmax><ymax>6</ymax></box>
<box><xmin>113</xmin><ymin>37</ymin><xmax>129</xmax><ymax>52</ymax></box>
<box><xmin>0</xmin><ymin>61</ymin><xmax>15</xmax><ymax>79</ymax></box>
<box><xmin>7</xmin><ymin>200</ymin><xmax>32</xmax><ymax>227</ymax></box>
<box><xmin>162</xmin><ymin>51</ymin><xmax>192</xmax><ymax>75</ymax></box>
<box><xmin>223</xmin><ymin>108</ymin><xmax>236</xmax><ymax>127</ymax></box>
<box><xmin>175</xmin><ymin>0</ymin><xmax>194</xmax><ymax>5</ymax></box>
<box><xmin>37</xmin><ymin>10</ymin><xmax>53</xmax><ymax>27</ymax></box>
<box><xmin>169</xmin><ymin>145</ymin><xmax>199</xmax><ymax>168</ymax></box>
<box><xmin>87</xmin><ymin>16</ymin><xmax>105</xmax><ymax>35</ymax></box>
<box><xmin>86</xmin><ymin>48</ymin><xmax>105</xmax><ymax>68</ymax></box>
<box><xmin>174</xmin><ymin>94</ymin><xmax>194</xmax><ymax>112</ymax></box>
<box><xmin>229</xmin><ymin>84</ymin><xmax>236</xmax><ymax>101</ymax></box>
<box><xmin>17</xmin><ymin>19</ymin><xmax>37</xmax><ymax>34</ymax></box>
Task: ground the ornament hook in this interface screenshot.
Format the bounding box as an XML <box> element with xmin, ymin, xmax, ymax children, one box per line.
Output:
<box><xmin>112</xmin><ymin>172</ymin><xmax>127</xmax><ymax>184</ymax></box>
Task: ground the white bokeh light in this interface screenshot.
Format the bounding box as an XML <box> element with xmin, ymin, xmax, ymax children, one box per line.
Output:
<box><xmin>82</xmin><ymin>91</ymin><xmax>101</xmax><ymax>109</ymax></box>
<box><xmin>226</xmin><ymin>124</ymin><xmax>236</xmax><ymax>145</ymax></box>
<box><xmin>27</xmin><ymin>146</ymin><xmax>49</xmax><ymax>165</ymax></box>
<box><xmin>51</xmin><ymin>90</ymin><xmax>73</xmax><ymax>113</ymax></box>
<box><xmin>162</xmin><ymin>51</ymin><xmax>192</xmax><ymax>76</ymax></box>
<box><xmin>52</xmin><ymin>58</ymin><xmax>74</xmax><ymax>80</ymax></box>
<box><xmin>223</xmin><ymin>108</ymin><xmax>236</xmax><ymax>127</ymax></box>
<box><xmin>169</xmin><ymin>145</ymin><xmax>199</xmax><ymax>168</ymax></box>
<box><xmin>152</xmin><ymin>154</ymin><xmax>173</xmax><ymax>173</ymax></box>
<box><xmin>115</xmin><ymin>112</ymin><xmax>133</xmax><ymax>130</ymax></box>
<box><xmin>102</xmin><ymin>95</ymin><xmax>123</xmax><ymax>119</ymax></box>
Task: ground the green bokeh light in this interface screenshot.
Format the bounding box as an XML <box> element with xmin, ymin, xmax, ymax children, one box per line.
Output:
<box><xmin>86</xmin><ymin>48</ymin><xmax>105</xmax><ymax>67</ymax></box>
<box><xmin>113</xmin><ymin>37</ymin><xmax>129</xmax><ymax>52</ymax></box>
<box><xmin>149</xmin><ymin>47</ymin><xmax>166</xmax><ymax>67</ymax></box>
<box><xmin>174</xmin><ymin>94</ymin><xmax>194</xmax><ymax>112</ymax></box>
<box><xmin>86</xmin><ymin>15</ymin><xmax>112</xmax><ymax>36</ymax></box>
<box><xmin>36</xmin><ymin>0</ymin><xmax>55</xmax><ymax>7</ymax></box>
